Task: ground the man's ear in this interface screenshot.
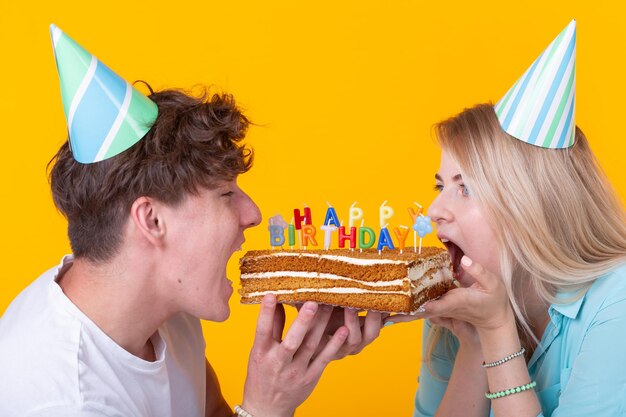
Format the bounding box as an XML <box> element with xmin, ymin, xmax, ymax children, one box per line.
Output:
<box><xmin>130</xmin><ymin>196</ymin><xmax>166</xmax><ymax>246</ymax></box>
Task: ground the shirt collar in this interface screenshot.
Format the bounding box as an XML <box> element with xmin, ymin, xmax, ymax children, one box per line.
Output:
<box><xmin>549</xmin><ymin>288</ymin><xmax>587</xmax><ymax>320</ymax></box>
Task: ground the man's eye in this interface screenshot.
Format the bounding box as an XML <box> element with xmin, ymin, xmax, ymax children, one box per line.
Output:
<box><xmin>221</xmin><ymin>191</ymin><xmax>234</xmax><ymax>197</ymax></box>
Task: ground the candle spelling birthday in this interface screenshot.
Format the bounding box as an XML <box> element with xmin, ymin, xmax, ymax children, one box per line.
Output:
<box><xmin>267</xmin><ymin>201</ymin><xmax>433</xmax><ymax>254</ymax></box>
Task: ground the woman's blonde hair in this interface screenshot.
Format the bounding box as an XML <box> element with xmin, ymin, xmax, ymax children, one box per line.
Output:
<box><xmin>425</xmin><ymin>103</ymin><xmax>626</xmax><ymax>372</ymax></box>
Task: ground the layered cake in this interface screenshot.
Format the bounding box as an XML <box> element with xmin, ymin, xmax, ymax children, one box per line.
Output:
<box><xmin>239</xmin><ymin>247</ymin><xmax>454</xmax><ymax>314</ymax></box>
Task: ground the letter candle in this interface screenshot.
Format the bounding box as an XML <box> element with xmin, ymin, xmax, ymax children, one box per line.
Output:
<box><xmin>377</xmin><ymin>223</ymin><xmax>395</xmax><ymax>254</ymax></box>
<box><xmin>268</xmin><ymin>214</ymin><xmax>288</xmax><ymax>248</ymax></box>
<box><xmin>301</xmin><ymin>224</ymin><xmax>318</xmax><ymax>248</ymax></box>
<box><xmin>408</xmin><ymin>202</ymin><xmax>424</xmax><ymax>252</ymax></box>
<box><xmin>293</xmin><ymin>206</ymin><xmax>312</xmax><ymax>229</ymax></box>
<box><xmin>269</xmin><ymin>225</ymin><xmax>284</xmax><ymax>248</ymax></box>
<box><xmin>323</xmin><ymin>202</ymin><xmax>340</xmax><ymax>227</ymax></box>
<box><xmin>359</xmin><ymin>219</ymin><xmax>375</xmax><ymax>251</ymax></box>
<box><xmin>338</xmin><ymin>225</ymin><xmax>357</xmax><ymax>249</ymax></box>
<box><xmin>392</xmin><ymin>225</ymin><xmax>410</xmax><ymax>254</ymax></box>
<box><xmin>379</xmin><ymin>200</ymin><xmax>394</xmax><ymax>228</ymax></box>
<box><xmin>320</xmin><ymin>223</ymin><xmax>337</xmax><ymax>250</ymax></box>
<box><xmin>288</xmin><ymin>222</ymin><xmax>296</xmax><ymax>249</ymax></box>
<box><xmin>377</xmin><ymin>201</ymin><xmax>395</xmax><ymax>255</ymax></box>
<box><xmin>294</xmin><ymin>204</ymin><xmax>312</xmax><ymax>249</ymax></box>
<box><xmin>349</xmin><ymin>202</ymin><xmax>363</xmax><ymax>228</ymax></box>
<box><xmin>321</xmin><ymin>202</ymin><xmax>338</xmax><ymax>250</ymax></box>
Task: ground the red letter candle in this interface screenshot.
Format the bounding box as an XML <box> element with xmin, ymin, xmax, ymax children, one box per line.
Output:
<box><xmin>338</xmin><ymin>226</ymin><xmax>357</xmax><ymax>249</ymax></box>
<box><xmin>293</xmin><ymin>207</ymin><xmax>312</xmax><ymax>230</ymax></box>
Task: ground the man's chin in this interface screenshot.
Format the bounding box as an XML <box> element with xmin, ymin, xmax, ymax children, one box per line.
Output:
<box><xmin>197</xmin><ymin>305</ymin><xmax>231</xmax><ymax>322</ymax></box>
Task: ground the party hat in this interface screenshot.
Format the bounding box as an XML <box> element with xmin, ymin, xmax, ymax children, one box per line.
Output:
<box><xmin>49</xmin><ymin>24</ymin><xmax>158</xmax><ymax>163</ymax></box>
<box><xmin>494</xmin><ymin>20</ymin><xmax>576</xmax><ymax>149</ymax></box>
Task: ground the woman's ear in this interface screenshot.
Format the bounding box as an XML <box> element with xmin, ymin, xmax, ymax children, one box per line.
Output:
<box><xmin>130</xmin><ymin>196</ymin><xmax>166</xmax><ymax>246</ymax></box>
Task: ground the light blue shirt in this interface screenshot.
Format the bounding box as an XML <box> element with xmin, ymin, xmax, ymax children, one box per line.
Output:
<box><xmin>414</xmin><ymin>263</ymin><xmax>626</xmax><ymax>417</ymax></box>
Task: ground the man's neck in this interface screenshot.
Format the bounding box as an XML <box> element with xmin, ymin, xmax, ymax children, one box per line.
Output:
<box><xmin>57</xmin><ymin>256</ymin><xmax>170</xmax><ymax>361</ymax></box>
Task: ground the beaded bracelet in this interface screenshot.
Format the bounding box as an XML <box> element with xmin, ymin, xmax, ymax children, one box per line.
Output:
<box><xmin>481</xmin><ymin>347</ymin><xmax>525</xmax><ymax>368</ymax></box>
<box><xmin>234</xmin><ymin>405</ymin><xmax>255</xmax><ymax>417</ymax></box>
<box><xmin>485</xmin><ymin>381</ymin><xmax>537</xmax><ymax>400</ymax></box>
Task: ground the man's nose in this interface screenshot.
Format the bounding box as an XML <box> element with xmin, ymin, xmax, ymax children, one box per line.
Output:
<box><xmin>241</xmin><ymin>192</ymin><xmax>262</xmax><ymax>228</ymax></box>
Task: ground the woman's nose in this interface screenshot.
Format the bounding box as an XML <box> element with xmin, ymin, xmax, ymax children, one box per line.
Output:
<box><xmin>427</xmin><ymin>193</ymin><xmax>452</xmax><ymax>224</ymax></box>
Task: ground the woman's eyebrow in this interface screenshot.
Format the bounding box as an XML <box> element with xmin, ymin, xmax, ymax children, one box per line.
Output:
<box><xmin>434</xmin><ymin>173</ymin><xmax>463</xmax><ymax>182</ymax></box>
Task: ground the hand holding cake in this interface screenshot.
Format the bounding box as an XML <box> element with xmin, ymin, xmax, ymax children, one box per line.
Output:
<box><xmin>418</xmin><ymin>256</ymin><xmax>514</xmax><ymax>333</ymax></box>
<box><xmin>241</xmin><ymin>295</ymin><xmax>350</xmax><ymax>417</ymax></box>
<box><xmin>319</xmin><ymin>306</ymin><xmax>386</xmax><ymax>357</ymax></box>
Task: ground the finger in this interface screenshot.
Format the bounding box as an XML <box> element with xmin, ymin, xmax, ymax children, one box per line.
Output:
<box><xmin>272</xmin><ymin>303</ymin><xmax>286</xmax><ymax>342</ymax></box>
<box><xmin>306</xmin><ymin>326</ymin><xmax>350</xmax><ymax>379</ymax></box>
<box><xmin>293</xmin><ymin>304</ymin><xmax>334</xmax><ymax>365</ymax></box>
<box><xmin>383</xmin><ymin>312</ymin><xmax>424</xmax><ymax>325</ymax></box>
<box><xmin>360</xmin><ymin>311</ymin><xmax>383</xmax><ymax>347</ymax></box>
<box><xmin>343</xmin><ymin>308</ymin><xmax>363</xmax><ymax>350</ymax></box>
<box><xmin>428</xmin><ymin>316</ymin><xmax>454</xmax><ymax>330</ymax></box>
<box><xmin>278</xmin><ymin>302</ymin><xmax>319</xmax><ymax>361</ymax></box>
<box><xmin>460</xmin><ymin>256</ymin><xmax>499</xmax><ymax>291</ymax></box>
<box><xmin>253</xmin><ymin>294</ymin><xmax>278</xmax><ymax>351</ymax></box>
<box><xmin>319</xmin><ymin>307</ymin><xmax>344</xmax><ymax>334</ymax></box>
<box><xmin>421</xmin><ymin>287</ymin><xmax>467</xmax><ymax>318</ymax></box>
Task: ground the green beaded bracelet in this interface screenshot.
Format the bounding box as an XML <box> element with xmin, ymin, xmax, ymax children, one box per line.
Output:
<box><xmin>485</xmin><ymin>381</ymin><xmax>537</xmax><ymax>400</ymax></box>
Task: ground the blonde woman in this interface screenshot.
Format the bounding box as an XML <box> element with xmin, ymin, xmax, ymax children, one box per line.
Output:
<box><xmin>387</xmin><ymin>103</ymin><xmax>626</xmax><ymax>416</ymax></box>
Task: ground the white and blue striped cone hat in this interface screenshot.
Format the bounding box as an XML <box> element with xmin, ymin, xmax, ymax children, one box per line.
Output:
<box><xmin>49</xmin><ymin>24</ymin><xmax>158</xmax><ymax>163</ymax></box>
<box><xmin>494</xmin><ymin>20</ymin><xmax>576</xmax><ymax>149</ymax></box>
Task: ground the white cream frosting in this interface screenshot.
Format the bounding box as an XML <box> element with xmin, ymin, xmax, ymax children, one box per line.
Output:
<box><xmin>410</xmin><ymin>267</ymin><xmax>453</xmax><ymax>296</ymax></box>
<box><xmin>245</xmin><ymin>287</ymin><xmax>409</xmax><ymax>297</ymax></box>
<box><xmin>241</xmin><ymin>271</ymin><xmax>405</xmax><ymax>287</ymax></box>
<box><xmin>407</xmin><ymin>259</ymin><xmax>442</xmax><ymax>281</ymax></box>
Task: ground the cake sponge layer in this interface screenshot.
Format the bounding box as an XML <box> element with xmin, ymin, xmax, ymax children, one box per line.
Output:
<box><xmin>239</xmin><ymin>248</ymin><xmax>453</xmax><ymax>314</ymax></box>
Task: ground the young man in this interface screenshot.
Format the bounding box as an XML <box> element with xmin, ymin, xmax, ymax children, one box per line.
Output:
<box><xmin>0</xmin><ymin>26</ymin><xmax>383</xmax><ymax>417</ymax></box>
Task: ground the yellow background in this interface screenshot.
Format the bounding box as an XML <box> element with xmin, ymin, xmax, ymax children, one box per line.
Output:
<box><xmin>2</xmin><ymin>1</ymin><xmax>626</xmax><ymax>415</ymax></box>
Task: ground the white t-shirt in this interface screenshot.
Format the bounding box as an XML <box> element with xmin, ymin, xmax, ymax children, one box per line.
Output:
<box><xmin>0</xmin><ymin>256</ymin><xmax>207</xmax><ymax>417</ymax></box>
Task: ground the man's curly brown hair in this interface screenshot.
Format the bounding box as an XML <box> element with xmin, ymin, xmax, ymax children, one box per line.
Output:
<box><xmin>49</xmin><ymin>87</ymin><xmax>253</xmax><ymax>263</ymax></box>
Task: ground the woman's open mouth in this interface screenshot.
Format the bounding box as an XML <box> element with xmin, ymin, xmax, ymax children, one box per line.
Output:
<box><xmin>440</xmin><ymin>238</ymin><xmax>465</xmax><ymax>282</ymax></box>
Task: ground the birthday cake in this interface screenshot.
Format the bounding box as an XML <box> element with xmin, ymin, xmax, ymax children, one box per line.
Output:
<box><xmin>238</xmin><ymin>247</ymin><xmax>454</xmax><ymax>314</ymax></box>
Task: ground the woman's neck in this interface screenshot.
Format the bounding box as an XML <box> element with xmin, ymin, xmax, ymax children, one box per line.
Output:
<box><xmin>515</xmin><ymin>280</ymin><xmax>551</xmax><ymax>354</ymax></box>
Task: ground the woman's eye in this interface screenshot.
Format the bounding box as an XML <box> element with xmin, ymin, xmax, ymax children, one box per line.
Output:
<box><xmin>460</xmin><ymin>184</ymin><xmax>470</xmax><ymax>196</ymax></box>
<box><xmin>433</xmin><ymin>184</ymin><xmax>443</xmax><ymax>193</ymax></box>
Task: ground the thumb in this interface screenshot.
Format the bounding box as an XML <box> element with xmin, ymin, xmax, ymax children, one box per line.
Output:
<box><xmin>429</xmin><ymin>316</ymin><xmax>454</xmax><ymax>330</ymax></box>
<box><xmin>460</xmin><ymin>256</ymin><xmax>499</xmax><ymax>291</ymax></box>
<box><xmin>384</xmin><ymin>313</ymin><xmax>424</xmax><ymax>325</ymax></box>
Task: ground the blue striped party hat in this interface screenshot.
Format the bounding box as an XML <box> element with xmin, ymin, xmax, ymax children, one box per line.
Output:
<box><xmin>494</xmin><ymin>20</ymin><xmax>576</xmax><ymax>149</ymax></box>
<box><xmin>49</xmin><ymin>24</ymin><xmax>158</xmax><ymax>163</ymax></box>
